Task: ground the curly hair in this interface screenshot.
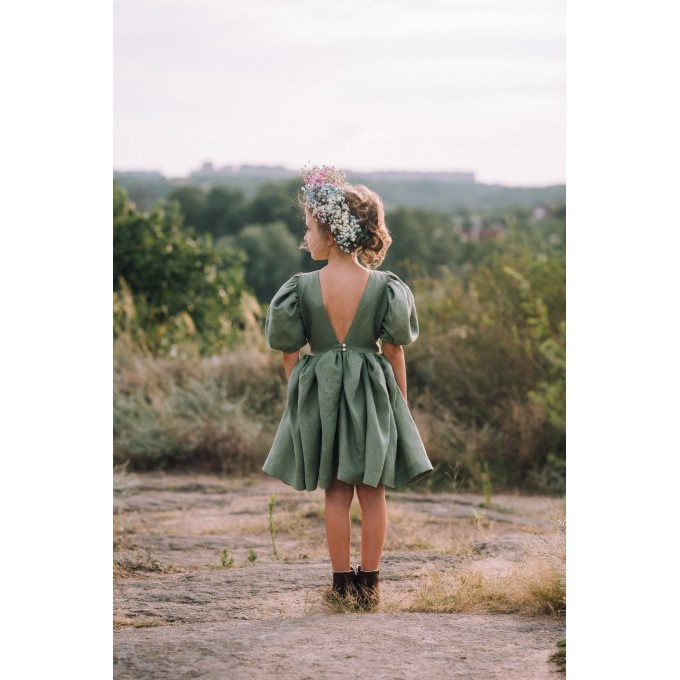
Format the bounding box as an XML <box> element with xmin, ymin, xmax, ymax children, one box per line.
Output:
<box><xmin>297</xmin><ymin>183</ymin><xmax>392</xmax><ymax>269</ymax></box>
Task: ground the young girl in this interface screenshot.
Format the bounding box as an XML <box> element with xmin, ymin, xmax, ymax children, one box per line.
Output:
<box><xmin>262</xmin><ymin>165</ymin><xmax>433</xmax><ymax>609</ymax></box>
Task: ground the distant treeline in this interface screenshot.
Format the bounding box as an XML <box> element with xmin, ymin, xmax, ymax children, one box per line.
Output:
<box><xmin>114</xmin><ymin>171</ymin><xmax>566</xmax><ymax>215</ymax></box>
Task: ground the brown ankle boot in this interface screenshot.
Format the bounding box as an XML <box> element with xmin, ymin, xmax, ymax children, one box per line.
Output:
<box><xmin>356</xmin><ymin>565</ymin><xmax>380</xmax><ymax>609</ymax></box>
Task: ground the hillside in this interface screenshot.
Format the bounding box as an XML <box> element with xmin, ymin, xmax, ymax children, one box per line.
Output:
<box><xmin>113</xmin><ymin>167</ymin><xmax>565</xmax><ymax>214</ymax></box>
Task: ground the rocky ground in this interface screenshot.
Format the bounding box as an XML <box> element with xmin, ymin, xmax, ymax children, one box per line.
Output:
<box><xmin>113</xmin><ymin>471</ymin><xmax>565</xmax><ymax>679</ymax></box>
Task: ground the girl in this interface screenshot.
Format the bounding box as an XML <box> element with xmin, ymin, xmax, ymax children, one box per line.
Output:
<box><xmin>262</xmin><ymin>165</ymin><xmax>433</xmax><ymax>609</ymax></box>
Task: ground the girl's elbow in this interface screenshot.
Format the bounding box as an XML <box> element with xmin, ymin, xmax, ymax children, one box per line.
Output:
<box><xmin>381</xmin><ymin>341</ymin><xmax>404</xmax><ymax>359</ymax></box>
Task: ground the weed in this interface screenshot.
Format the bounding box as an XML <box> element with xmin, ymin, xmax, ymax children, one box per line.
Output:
<box><xmin>480</xmin><ymin>461</ymin><xmax>492</xmax><ymax>508</ymax></box>
<box><xmin>113</xmin><ymin>460</ymin><xmax>138</xmax><ymax>495</ymax></box>
<box><xmin>114</xmin><ymin>549</ymin><xmax>171</xmax><ymax>576</ymax></box>
<box><xmin>470</xmin><ymin>511</ymin><xmax>494</xmax><ymax>529</ymax></box>
<box><xmin>444</xmin><ymin>461</ymin><xmax>468</xmax><ymax>554</ymax></box>
<box><xmin>113</xmin><ymin>513</ymin><xmax>137</xmax><ymax>552</ymax></box>
<box><xmin>247</xmin><ymin>546</ymin><xmax>257</xmax><ymax>565</ymax></box>
<box><xmin>549</xmin><ymin>639</ymin><xmax>566</xmax><ymax>672</ymax></box>
<box><xmin>444</xmin><ymin>461</ymin><xmax>462</xmax><ymax>494</ymax></box>
<box><xmin>268</xmin><ymin>494</ymin><xmax>280</xmax><ymax>560</ymax></box>
<box><xmin>220</xmin><ymin>547</ymin><xmax>234</xmax><ymax>567</ymax></box>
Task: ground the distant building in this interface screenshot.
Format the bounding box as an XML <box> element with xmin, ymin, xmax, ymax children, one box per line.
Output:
<box><xmin>189</xmin><ymin>162</ymin><xmax>295</xmax><ymax>179</ymax></box>
<box><xmin>189</xmin><ymin>162</ymin><xmax>239</xmax><ymax>178</ymax></box>
<box><xmin>457</xmin><ymin>214</ymin><xmax>507</xmax><ymax>243</ymax></box>
<box><xmin>186</xmin><ymin>162</ymin><xmax>475</xmax><ymax>183</ymax></box>
<box><xmin>239</xmin><ymin>165</ymin><xmax>297</xmax><ymax>178</ymax></box>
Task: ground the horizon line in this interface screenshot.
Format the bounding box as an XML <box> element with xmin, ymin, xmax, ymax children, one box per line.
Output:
<box><xmin>113</xmin><ymin>163</ymin><xmax>565</xmax><ymax>188</ymax></box>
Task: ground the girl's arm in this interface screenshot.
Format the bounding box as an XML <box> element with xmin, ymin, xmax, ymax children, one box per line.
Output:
<box><xmin>381</xmin><ymin>341</ymin><xmax>408</xmax><ymax>404</ymax></box>
<box><xmin>282</xmin><ymin>351</ymin><xmax>300</xmax><ymax>380</ymax></box>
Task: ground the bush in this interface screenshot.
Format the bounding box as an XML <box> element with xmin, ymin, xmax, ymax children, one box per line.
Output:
<box><xmin>113</xmin><ymin>181</ymin><xmax>251</xmax><ymax>355</ymax></box>
<box><xmin>408</xmin><ymin>235</ymin><xmax>565</xmax><ymax>492</ymax></box>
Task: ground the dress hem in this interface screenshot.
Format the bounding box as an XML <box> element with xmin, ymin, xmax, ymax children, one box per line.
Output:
<box><xmin>261</xmin><ymin>459</ymin><xmax>433</xmax><ymax>492</ymax></box>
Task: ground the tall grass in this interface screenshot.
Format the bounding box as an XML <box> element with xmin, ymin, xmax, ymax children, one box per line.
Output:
<box><xmin>114</xmin><ymin>339</ymin><xmax>287</xmax><ymax>472</ymax></box>
<box><xmin>409</xmin><ymin>519</ymin><xmax>566</xmax><ymax>616</ymax></box>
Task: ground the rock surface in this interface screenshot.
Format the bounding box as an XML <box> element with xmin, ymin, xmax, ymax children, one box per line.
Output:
<box><xmin>113</xmin><ymin>471</ymin><xmax>565</xmax><ymax>679</ymax></box>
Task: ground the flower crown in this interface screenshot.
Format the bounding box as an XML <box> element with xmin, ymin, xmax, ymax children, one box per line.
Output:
<box><xmin>300</xmin><ymin>164</ymin><xmax>369</xmax><ymax>254</ymax></box>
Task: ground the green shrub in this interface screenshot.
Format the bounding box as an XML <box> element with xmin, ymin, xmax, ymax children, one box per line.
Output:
<box><xmin>113</xmin><ymin>181</ymin><xmax>250</xmax><ymax>355</ymax></box>
<box><xmin>408</xmin><ymin>228</ymin><xmax>565</xmax><ymax>492</ymax></box>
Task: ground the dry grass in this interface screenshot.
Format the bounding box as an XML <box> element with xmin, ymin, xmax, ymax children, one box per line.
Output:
<box><xmin>409</xmin><ymin>560</ymin><xmax>564</xmax><ymax>616</ymax></box>
<box><xmin>321</xmin><ymin>588</ymin><xmax>380</xmax><ymax>615</ymax></box>
<box><xmin>114</xmin><ymin>346</ymin><xmax>284</xmax><ymax>473</ymax></box>
<box><xmin>271</xmin><ymin>513</ymin><xmax>315</xmax><ymax>536</ymax></box>
<box><xmin>113</xmin><ymin>461</ymin><xmax>139</xmax><ymax>495</ymax></box>
<box><xmin>113</xmin><ymin>549</ymin><xmax>175</xmax><ymax>577</ymax></box>
<box><xmin>409</xmin><ymin>520</ymin><xmax>565</xmax><ymax>617</ymax></box>
<box><xmin>113</xmin><ymin>614</ymin><xmax>167</xmax><ymax>629</ymax></box>
<box><xmin>302</xmin><ymin>505</ymin><xmax>325</xmax><ymax>519</ymax></box>
<box><xmin>448</xmin><ymin>520</ymin><xmax>492</xmax><ymax>558</ymax></box>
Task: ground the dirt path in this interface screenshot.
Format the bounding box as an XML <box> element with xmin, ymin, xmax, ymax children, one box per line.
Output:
<box><xmin>113</xmin><ymin>472</ymin><xmax>565</xmax><ymax>679</ymax></box>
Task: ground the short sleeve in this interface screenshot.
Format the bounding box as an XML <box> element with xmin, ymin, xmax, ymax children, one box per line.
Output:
<box><xmin>264</xmin><ymin>273</ymin><xmax>307</xmax><ymax>353</ymax></box>
<box><xmin>379</xmin><ymin>271</ymin><xmax>419</xmax><ymax>346</ymax></box>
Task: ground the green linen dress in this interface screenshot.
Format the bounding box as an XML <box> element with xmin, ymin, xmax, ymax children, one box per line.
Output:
<box><xmin>262</xmin><ymin>268</ymin><xmax>433</xmax><ymax>491</ymax></box>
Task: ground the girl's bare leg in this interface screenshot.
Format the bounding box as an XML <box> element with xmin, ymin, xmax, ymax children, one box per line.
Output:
<box><xmin>355</xmin><ymin>483</ymin><xmax>387</xmax><ymax>571</ymax></box>
<box><xmin>324</xmin><ymin>476</ymin><xmax>355</xmax><ymax>571</ymax></box>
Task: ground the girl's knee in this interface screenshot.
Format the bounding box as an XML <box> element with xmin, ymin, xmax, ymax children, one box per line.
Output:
<box><xmin>325</xmin><ymin>476</ymin><xmax>355</xmax><ymax>501</ymax></box>
<box><xmin>356</xmin><ymin>482</ymin><xmax>385</xmax><ymax>503</ymax></box>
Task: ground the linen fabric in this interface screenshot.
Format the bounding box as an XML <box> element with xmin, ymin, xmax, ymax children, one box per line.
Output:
<box><xmin>262</xmin><ymin>269</ymin><xmax>433</xmax><ymax>491</ymax></box>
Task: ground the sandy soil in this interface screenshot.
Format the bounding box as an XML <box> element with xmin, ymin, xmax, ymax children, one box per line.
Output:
<box><xmin>113</xmin><ymin>471</ymin><xmax>565</xmax><ymax>679</ymax></box>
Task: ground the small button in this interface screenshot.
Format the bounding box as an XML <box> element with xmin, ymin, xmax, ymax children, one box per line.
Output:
<box><xmin>341</xmin><ymin>347</ymin><xmax>347</xmax><ymax>352</ymax></box>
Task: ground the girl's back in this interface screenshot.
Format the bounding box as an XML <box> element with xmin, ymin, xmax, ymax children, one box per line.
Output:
<box><xmin>317</xmin><ymin>265</ymin><xmax>372</xmax><ymax>345</ymax></box>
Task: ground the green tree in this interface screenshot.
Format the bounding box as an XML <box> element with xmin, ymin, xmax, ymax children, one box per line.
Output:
<box><xmin>383</xmin><ymin>207</ymin><xmax>462</xmax><ymax>277</ymax></box>
<box><xmin>113</xmin><ymin>181</ymin><xmax>248</xmax><ymax>354</ymax></box>
<box><xmin>167</xmin><ymin>186</ymin><xmax>207</xmax><ymax>230</ymax></box>
<box><xmin>233</xmin><ymin>222</ymin><xmax>303</xmax><ymax>302</ymax></box>
<box><xmin>244</xmin><ymin>179</ymin><xmax>302</xmax><ymax>236</ymax></box>
<box><xmin>200</xmin><ymin>186</ymin><xmax>246</xmax><ymax>238</ymax></box>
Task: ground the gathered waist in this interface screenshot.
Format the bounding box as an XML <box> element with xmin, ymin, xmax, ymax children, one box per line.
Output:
<box><xmin>310</xmin><ymin>341</ymin><xmax>381</xmax><ymax>356</ymax></box>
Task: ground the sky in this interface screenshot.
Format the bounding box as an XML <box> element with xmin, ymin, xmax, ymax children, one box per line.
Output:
<box><xmin>114</xmin><ymin>0</ymin><xmax>565</xmax><ymax>186</ymax></box>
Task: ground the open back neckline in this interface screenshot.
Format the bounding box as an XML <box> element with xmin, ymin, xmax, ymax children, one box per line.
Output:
<box><xmin>315</xmin><ymin>268</ymin><xmax>373</xmax><ymax>345</ymax></box>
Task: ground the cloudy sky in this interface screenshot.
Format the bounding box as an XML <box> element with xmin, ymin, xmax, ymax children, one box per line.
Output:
<box><xmin>114</xmin><ymin>0</ymin><xmax>564</xmax><ymax>186</ymax></box>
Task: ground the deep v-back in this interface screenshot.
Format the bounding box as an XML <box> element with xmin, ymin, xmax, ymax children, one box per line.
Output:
<box><xmin>315</xmin><ymin>268</ymin><xmax>373</xmax><ymax>345</ymax></box>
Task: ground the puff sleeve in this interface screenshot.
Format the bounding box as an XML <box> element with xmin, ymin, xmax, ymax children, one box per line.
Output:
<box><xmin>264</xmin><ymin>273</ymin><xmax>307</xmax><ymax>353</ymax></box>
<box><xmin>379</xmin><ymin>271</ymin><xmax>420</xmax><ymax>346</ymax></box>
